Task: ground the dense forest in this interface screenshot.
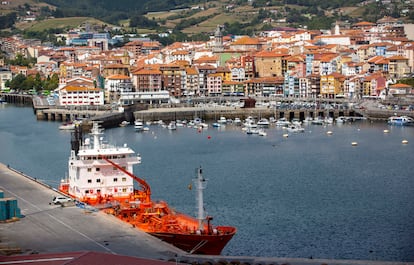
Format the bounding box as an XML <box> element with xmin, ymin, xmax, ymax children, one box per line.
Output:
<box><xmin>42</xmin><ymin>0</ymin><xmax>202</xmax><ymax>25</ymax></box>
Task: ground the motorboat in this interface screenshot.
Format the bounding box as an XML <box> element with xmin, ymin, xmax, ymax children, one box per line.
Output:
<box><xmin>324</xmin><ymin>117</ymin><xmax>334</xmax><ymax>124</ymax></box>
<box><xmin>167</xmin><ymin>121</ymin><xmax>177</xmax><ymax>130</ymax></box>
<box><xmin>134</xmin><ymin>119</ymin><xmax>144</xmax><ymax>131</ymax></box>
<box><xmin>286</xmin><ymin>124</ymin><xmax>305</xmax><ymax>133</ymax></box>
<box><xmin>257</xmin><ymin>118</ymin><xmax>270</xmax><ymax>127</ymax></box>
<box><xmin>234</xmin><ymin>117</ymin><xmax>242</xmax><ymax>125</ymax></box>
<box><xmin>303</xmin><ymin>117</ymin><xmax>313</xmax><ymax>124</ymax></box>
<box><xmin>335</xmin><ymin>116</ymin><xmax>349</xmax><ymax>123</ymax></box>
<box><xmin>59</xmin><ymin>120</ymin><xmax>82</xmax><ymax>130</ymax></box>
<box><xmin>387</xmin><ymin>116</ymin><xmax>414</xmax><ymax>126</ymax></box>
<box><xmin>217</xmin><ymin>116</ymin><xmax>227</xmax><ymax>124</ymax></box>
<box><xmin>275</xmin><ymin>118</ymin><xmax>290</xmax><ymax>127</ymax></box>
<box><xmin>311</xmin><ymin>117</ymin><xmax>324</xmax><ymax>125</ymax></box>
<box><xmin>119</xmin><ymin>120</ymin><xmax>130</xmax><ymax>127</ymax></box>
<box><xmin>258</xmin><ymin>129</ymin><xmax>267</xmax><ymax>136</ymax></box>
<box><xmin>291</xmin><ymin>118</ymin><xmax>302</xmax><ymax>126</ymax></box>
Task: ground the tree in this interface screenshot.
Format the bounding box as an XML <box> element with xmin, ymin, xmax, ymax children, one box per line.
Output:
<box><xmin>9</xmin><ymin>74</ymin><xmax>26</xmax><ymax>91</ymax></box>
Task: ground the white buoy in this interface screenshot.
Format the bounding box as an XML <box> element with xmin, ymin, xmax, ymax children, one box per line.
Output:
<box><xmin>383</xmin><ymin>129</ymin><xmax>389</xmax><ymax>133</ymax></box>
<box><xmin>402</xmin><ymin>139</ymin><xmax>408</xmax><ymax>144</ymax></box>
<box><xmin>326</xmin><ymin>131</ymin><xmax>333</xmax><ymax>135</ymax></box>
<box><xmin>351</xmin><ymin>142</ymin><xmax>358</xmax><ymax>146</ymax></box>
<box><xmin>283</xmin><ymin>133</ymin><xmax>289</xmax><ymax>138</ymax></box>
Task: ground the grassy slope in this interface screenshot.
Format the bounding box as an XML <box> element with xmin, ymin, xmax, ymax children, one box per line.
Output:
<box><xmin>6</xmin><ymin>0</ymin><xmax>407</xmax><ymax>36</ymax></box>
<box><xmin>15</xmin><ymin>17</ymin><xmax>107</xmax><ymax>31</ymax></box>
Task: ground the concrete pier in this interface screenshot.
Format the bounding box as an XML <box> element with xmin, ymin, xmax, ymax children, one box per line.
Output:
<box><xmin>133</xmin><ymin>106</ymin><xmax>360</xmax><ymax>123</ymax></box>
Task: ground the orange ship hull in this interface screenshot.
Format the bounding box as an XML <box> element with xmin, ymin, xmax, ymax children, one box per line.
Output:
<box><xmin>103</xmin><ymin>200</ymin><xmax>236</xmax><ymax>255</ymax></box>
<box><xmin>150</xmin><ymin>226</ymin><xmax>236</xmax><ymax>255</ymax></box>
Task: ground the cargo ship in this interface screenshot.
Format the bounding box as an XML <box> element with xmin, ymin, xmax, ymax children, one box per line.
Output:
<box><xmin>59</xmin><ymin>122</ymin><xmax>236</xmax><ymax>255</ymax></box>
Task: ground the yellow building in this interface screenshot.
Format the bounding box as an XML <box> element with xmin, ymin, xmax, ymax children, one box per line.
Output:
<box><xmin>320</xmin><ymin>72</ymin><xmax>345</xmax><ymax>98</ymax></box>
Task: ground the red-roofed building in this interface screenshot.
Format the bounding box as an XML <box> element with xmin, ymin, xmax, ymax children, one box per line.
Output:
<box><xmin>389</xmin><ymin>83</ymin><xmax>413</xmax><ymax>97</ymax></box>
<box><xmin>230</xmin><ymin>36</ymin><xmax>261</xmax><ymax>51</ymax></box>
<box><xmin>387</xmin><ymin>55</ymin><xmax>410</xmax><ymax>78</ymax></box>
<box><xmin>58</xmin><ymin>85</ymin><xmax>104</xmax><ymax>106</ymax></box>
<box><xmin>254</xmin><ymin>51</ymin><xmax>287</xmax><ymax>78</ymax></box>
<box><xmin>131</xmin><ymin>67</ymin><xmax>162</xmax><ymax>93</ymax></box>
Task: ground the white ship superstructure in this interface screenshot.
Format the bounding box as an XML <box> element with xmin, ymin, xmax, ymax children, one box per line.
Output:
<box><xmin>65</xmin><ymin>122</ymin><xmax>141</xmax><ymax>203</ymax></box>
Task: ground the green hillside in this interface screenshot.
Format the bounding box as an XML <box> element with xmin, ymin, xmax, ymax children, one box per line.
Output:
<box><xmin>1</xmin><ymin>0</ymin><xmax>413</xmax><ymax>43</ymax></box>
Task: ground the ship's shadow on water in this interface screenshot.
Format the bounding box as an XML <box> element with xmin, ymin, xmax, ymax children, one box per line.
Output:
<box><xmin>1</xmin><ymin>106</ymin><xmax>413</xmax><ymax>261</ymax></box>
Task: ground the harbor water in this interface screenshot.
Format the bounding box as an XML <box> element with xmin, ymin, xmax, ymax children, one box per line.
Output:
<box><xmin>1</xmin><ymin>104</ymin><xmax>413</xmax><ymax>261</ymax></box>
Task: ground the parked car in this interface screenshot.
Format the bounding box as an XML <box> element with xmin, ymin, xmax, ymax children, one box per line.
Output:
<box><xmin>52</xmin><ymin>196</ymin><xmax>72</xmax><ymax>204</ymax></box>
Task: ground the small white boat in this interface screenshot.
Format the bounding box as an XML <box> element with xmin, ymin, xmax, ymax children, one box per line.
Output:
<box><xmin>335</xmin><ymin>116</ymin><xmax>348</xmax><ymax>123</ymax></box>
<box><xmin>387</xmin><ymin>116</ymin><xmax>414</xmax><ymax>126</ymax></box>
<box><xmin>167</xmin><ymin>121</ymin><xmax>177</xmax><ymax>130</ymax></box>
<box><xmin>217</xmin><ymin>116</ymin><xmax>227</xmax><ymax>124</ymax></box>
<box><xmin>59</xmin><ymin>120</ymin><xmax>81</xmax><ymax>130</ymax></box>
<box><xmin>311</xmin><ymin>117</ymin><xmax>324</xmax><ymax>125</ymax></box>
<box><xmin>291</xmin><ymin>118</ymin><xmax>302</xmax><ymax>126</ymax></box>
<box><xmin>234</xmin><ymin>118</ymin><xmax>242</xmax><ymax>125</ymax></box>
<box><xmin>119</xmin><ymin>121</ymin><xmax>130</xmax><ymax>127</ymax></box>
<box><xmin>324</xmin><ymin>117</ymin><xmax>334</xmax><ymax>124</ymax></box>
<box><xmin>275</xmin><ymin>118</ymin><xmax>290</xmax><ymax>126</ymax></box>
<box><xmin>257</xmin><ymin>118</ymin><xmax>270</xmax><ymax>127</ymax></box>
<box><xmin>303</xmin><ymin>117</ymin><xmax>313</xmax><ymax>124</ymax></box>
<box><xmin>134</xmin><ymin>119</ymin><xmax>144</xmax><ymax>131</ymax></box>
<box><xmin>246</xmin><ymin>127</ymin><xmax>259</xmax><ymax>134</ymax></box>
<box><xmin>59</xmin><ymin>122</ymin><xmax>76</xmax><ymax>130</ymax></box>
<box><xmin>212</xmin><ymin>122</ymin><xmax>221</xmax><ymax>128</ymax></box>
<box><xmin>258</xmin><ymin>129</ymin><xmax>267</xmax><ymax>136</ymax></box>
<box><xmin>286</xmin><ymin>124</ymin><xmax>305</xmax><ymax>133</ymax></box>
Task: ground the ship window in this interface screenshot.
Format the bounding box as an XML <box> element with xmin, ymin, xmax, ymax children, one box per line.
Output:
<box><xmin>122</xmin><ymin>177</ymin><xmax>127</xmax><ymax>182</ymax></box>
<box><xmin>113</xmin><ymin>178</ymin><xmax>118</xmax><ymax>182</ymax></box>
<box><xmin>96</xmin><ymin>168</ymin><xmax>100</xmax><ymax>172</ymax></box>
<box><xmin>87</xmin><ymin>168</ymin><xmax>92</xmax><ymax>172</ymax></box>
<box><xmin>122</xmin><ymin>188</ymin><xmax>127</xmax><ymax>192</ymax></box>
<box><xmin>85</xmin><ymin>190</ymin><xmax>89</xmax><ymax>194</ymax></box>
<box><xmin>87</xmin><ymin>179</ymin><xmax>92</xmax><ymax>183</ymax></box>
<box><xmin>96</xmin><ymin>178</ymin><xmax>101</xmax><ymax>183</ymax></box>
<box><xmin>97</xmin><ymin>189</ymin><xmax>101</xmax><ymax>193</ymax></box>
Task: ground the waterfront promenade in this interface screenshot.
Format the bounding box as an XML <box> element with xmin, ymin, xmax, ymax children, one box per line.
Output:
<box><xmin>1</xmin><ymin>162</ymin><xmax>413</xmax><ymax>265</ymax></box>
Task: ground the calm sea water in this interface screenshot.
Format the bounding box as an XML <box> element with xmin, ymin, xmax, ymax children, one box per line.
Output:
<box><xmin>1</xmin><ymin>104</ymin><xmax>414</xmax><ymax>261</ymax></box>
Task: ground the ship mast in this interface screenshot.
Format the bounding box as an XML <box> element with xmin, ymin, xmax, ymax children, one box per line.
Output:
<box><xmin>194</xmin><ymin>167</ymin><xmax>207</xmax><ymax>231</ymax></box>
<box><xmin>90</xmin><ymin>122</ymin><xmax>103</xmax><ymax>150</ymax></box>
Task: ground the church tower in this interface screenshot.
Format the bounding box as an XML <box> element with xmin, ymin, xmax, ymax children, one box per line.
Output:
<box><xmin>213</xmin><ymin>25</ymin><xmax>224</xmax><ymax>52</ymax></box>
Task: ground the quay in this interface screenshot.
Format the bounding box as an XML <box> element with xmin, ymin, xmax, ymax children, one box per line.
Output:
<box><xmin>133</xmin><ymin>106</ymin><xmax>361</xmax><ymax>124</ymax></box>
<box><xmin>2</xmin><ymin>93</ymin><xmax>414</xmax><ymax>129</ymax></box>
<box><xmin>1</xmin><ymin>162</ymin><xmax>413</xmax><ymax>265</ymax></box>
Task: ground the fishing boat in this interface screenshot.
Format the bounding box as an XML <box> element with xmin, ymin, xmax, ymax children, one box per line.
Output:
<box><xmin>59</xmin><ymin>122</ymin><xmax>236</xmax><ymax>255</ymax></box>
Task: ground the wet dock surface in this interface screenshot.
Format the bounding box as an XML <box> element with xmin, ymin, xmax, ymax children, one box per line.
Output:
<box><xmin>0</xmin><ymin>163</ymin><xmax>412</xmax><ymax>265</ymax></box>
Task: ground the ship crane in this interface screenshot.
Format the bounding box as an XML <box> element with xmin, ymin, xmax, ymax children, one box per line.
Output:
<box><xmin>99</xmin><ymin>155</ymin><xmax>151</xmax><ymax>203</ymax></box>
